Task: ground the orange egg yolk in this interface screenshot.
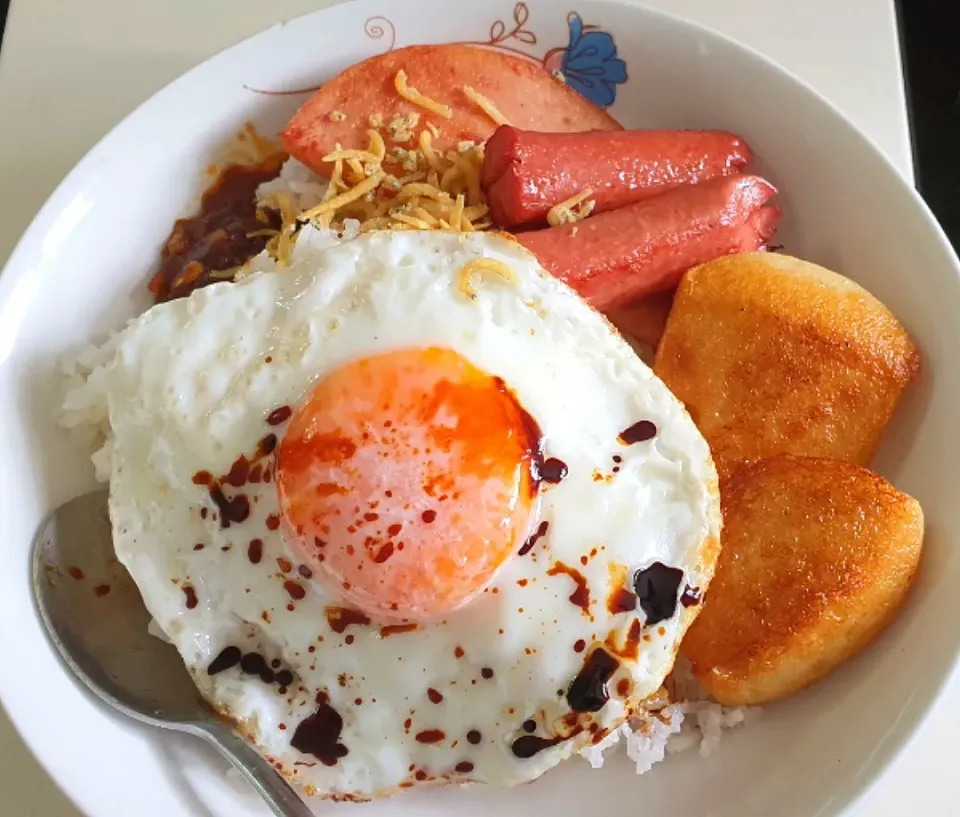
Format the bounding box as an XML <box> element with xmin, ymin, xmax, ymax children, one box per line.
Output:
<box><xmin>275</xmin><ymin>347</ymin><xmax>540</xmax><ymax>622</ymax></box>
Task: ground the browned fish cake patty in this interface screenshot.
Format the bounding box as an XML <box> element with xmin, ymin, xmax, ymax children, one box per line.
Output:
<box><xmin>681</xmin><ymin>454</ymin><xmax>923</xmax><ymax>706</ymax></box>
<box><xmin>653</xmin><ymin>252</ymin><xmax>919</xmax><ymax>480</ymax></box>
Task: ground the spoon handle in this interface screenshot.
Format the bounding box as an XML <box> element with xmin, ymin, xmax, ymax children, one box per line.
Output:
<box><xmin>197</xmin><ymin>723</ymin><xmax>316</xmax><ymax>817</ymax></box>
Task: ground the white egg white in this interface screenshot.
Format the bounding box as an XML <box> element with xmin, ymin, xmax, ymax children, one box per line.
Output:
<box><xmin>85</xmin><ymin>229</ymin><xmax>719</xmax><ymax>800</ymax></box>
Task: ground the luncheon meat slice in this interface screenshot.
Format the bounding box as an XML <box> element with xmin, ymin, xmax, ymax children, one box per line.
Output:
<box><xmin>516</xmin><ymin>175</ymin><xmax>780</xmax><ymax>311</ymax></box>
<box><xmin>281</xmin><ymin>44</ymin><xmax>621</xmax><ymax>177</ymax></box>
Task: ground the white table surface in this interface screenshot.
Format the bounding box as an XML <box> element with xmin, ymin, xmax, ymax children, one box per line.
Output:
<box><xmin>0</xmin><ymin>1</ymin><xmax>947</xmax><ymax>816</ymax></box>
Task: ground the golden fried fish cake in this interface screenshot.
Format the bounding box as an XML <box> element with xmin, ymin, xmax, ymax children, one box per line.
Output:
<box><xmin>681</xmin><ymin>454</ymin><xmax>924</xmax><ymax>706</ymax></box>
<box><xmin>653</xmin><ymin>253</ymin><xmax>919</xmax><ymax>480</ymax></box>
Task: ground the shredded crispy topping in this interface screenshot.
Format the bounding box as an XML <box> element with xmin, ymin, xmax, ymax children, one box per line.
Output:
<box><xmin>394</xmin><ymin>70</ymin><xmax>453</xmax><ymax>119</ymax></box>
<box><xmin>458</xmin><ymin>258</ymin><xmax>518</xmax><ymax>299</ymax></box>
<box><xmin>257</xmin><ymin>80</ymin><xmax>520</xmax><ymax>252</ymax></box>
<box><xmin>297</xmin><ymin>135</ymin><xmax>488</xmax><ymax>235</ymax></box>
<box><xmin>253</xmin><ymin>191</ymin><xmax>299</xmax><ymax>268</ymax></box>
<box><xmin>463</xmin><ymin>85</ymin><xmax>510</xmax><ymax>127</ymax></box>
<box><xmin>301</xmin><ymin>170</ymin><xmax>387</xmax><ymax>222</ymax></box>
<box><xmin>547</xmin><ymin>188</ymin><xmax>597</xmax><ymax>227</ymax></box>
<box><xmin>322</xmin><ymin>147</ymin><xmax>382</xmax><ymax>165</ymax></box>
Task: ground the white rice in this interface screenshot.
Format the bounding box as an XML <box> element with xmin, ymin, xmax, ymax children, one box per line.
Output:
<box><xmin>58</xmin><ymin>332</ymin><xmax>122</xmax><ymax>481</ymax></box>
<box><xmin>577</xmin><ymin>657</ymin><xmax>759</xmax><ymax>772</ymax></box>
<box><xmin>255</xmin><ymin>157</ymin><xmax>329</xmax><ymax>213</ymax></box>
<box><xmin>580</xmin><ymin>706</ymin><xmax>685</xmax><ymax>773</ymax></box>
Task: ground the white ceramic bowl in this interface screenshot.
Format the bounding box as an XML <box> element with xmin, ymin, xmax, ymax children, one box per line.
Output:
<box><xmin>1</xmin><ymin>2</ymin><xmax>957</xmax><ymax>816</ymax></box>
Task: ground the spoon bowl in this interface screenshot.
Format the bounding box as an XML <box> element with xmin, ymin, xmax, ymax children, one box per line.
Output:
<box><xmin>31</xmin><ymin>490</ymin><xmax>315</xmax><ymax>817</ymax></box>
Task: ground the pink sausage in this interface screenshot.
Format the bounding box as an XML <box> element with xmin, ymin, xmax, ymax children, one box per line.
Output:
<box><xmin>515</xmin><ymin>174</ymin><xmax>780</xmax><ymax>310</ymax></box>
<box><xmin>483</xmin><ymin>126</ymin><xmax>752</xmax><ymax>228</ymax></box>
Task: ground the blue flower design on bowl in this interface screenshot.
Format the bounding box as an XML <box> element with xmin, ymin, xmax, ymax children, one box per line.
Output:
<box><xmin>544</xmin><ymin>13</ymin><xmax>628</xmax><ymax>108</ymax></box>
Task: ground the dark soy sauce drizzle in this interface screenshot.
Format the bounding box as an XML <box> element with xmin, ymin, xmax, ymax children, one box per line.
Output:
<box><xmin>607</xmin><ymin>586</ymin><xmax>638</xmax><ymax>614</ymax></box>
<box><xmin>208</xmin><ymin>646</ymin><xmax>242</xmax><ymax>675</ymax></box>
<box><xmin>680</xmin><ymin>585</ymin><xmax>703</xmax><ymax>608</ymax></box>
<box><xmin>206</xmin><ymin>648</ymin><xmax>295</xmax><ymax>688</ymax></box>
<box><xmin>546</xmin><ymin>562</ymin><xmax>590</xmax><ymax>614</ymax></box>
<box><xmin>633</xmin><ymin>562</ymin><xmax>684</xmax><ymax>625</ymax></box>
<box><xmin>209</xmin><ymin>487</ymin><xmax>250</xmax><ymax>527</ymax></box>
<box><xmin>240</xmin><ymin>652</ymin><xmax>276</xmax><ymax>683</ymax></box>
<box><xmin>325</xmin><ymin>606</ymin><xmax>372</xmax><ymax>634</ymax></box>
<box><xmin>192</xmin><ymin>432</ymin><xmax>277</xmax><ymax>529</ymax></box>
<box><xmin>535</xmin><ymin>457</ymin><xmax>568</xmax><ymax>485</ymax></box>
<box><xmin>567</xmin><ymin>648</ymin><xmax>619</xmax><ymax>713</ymax></box>
<box><xmin>266</xmin><ymin>405</ymin><xmax>292</xmax><ymax>426</ymax></box>
<box><xmin>519</xmin><ymin>521</ymin><xmax>550</xmax><ymax>556</ymax></box>
<box><xmin>380</xmin><ymin>623</ymin><xmax>418</xmax><ymax>638</ymax></box>
<box><xmin>494</xmin><ymin>377</ymin><xmax>572</xmax><ymax>492</ymax></box>
<box><xmin>618</xmin><ymin>420</ymin><xmax>657</xmax><ymax>445</ymax></box>
<box><xmin>292</xmin><ymin>694</ymin><xmax>349</xmax><ymax>766</ymax></box>
<box><xmin>493</xmin><ymin>376</ymin><xmax>545</xmax><ymax>483</ymax></box>
<box><xmin>511</xmin><ymin>734</ymin><xmax>566</xmax><ymax>759</ymax></box>
<box><xmin>416</xmin><ymin>729</ymin><xmax>446</xmax><ymax>744</ymax></box>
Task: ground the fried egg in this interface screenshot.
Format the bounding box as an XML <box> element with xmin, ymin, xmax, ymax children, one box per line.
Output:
<box><xmin>90</xmin><ymin>229</ymin><xmax>720</xmax><ymax>800</ymax></box>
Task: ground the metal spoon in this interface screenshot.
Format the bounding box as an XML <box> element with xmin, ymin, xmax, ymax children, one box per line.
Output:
<box><xmin>31</xmin><ymin>489</ymin><xmax>315</xmax><ymax>817</ymax></box>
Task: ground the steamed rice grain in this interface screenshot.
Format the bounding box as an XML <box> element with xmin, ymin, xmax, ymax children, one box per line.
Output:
<box><xmin>256</xmin><ymin>157</ymin><xmax>329</xmax><ymax>213</ymax></box>
<box><xmin>577</xmin><ymin>658</ymin><xmax>758</xmax><ymax>772</ymax></box>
